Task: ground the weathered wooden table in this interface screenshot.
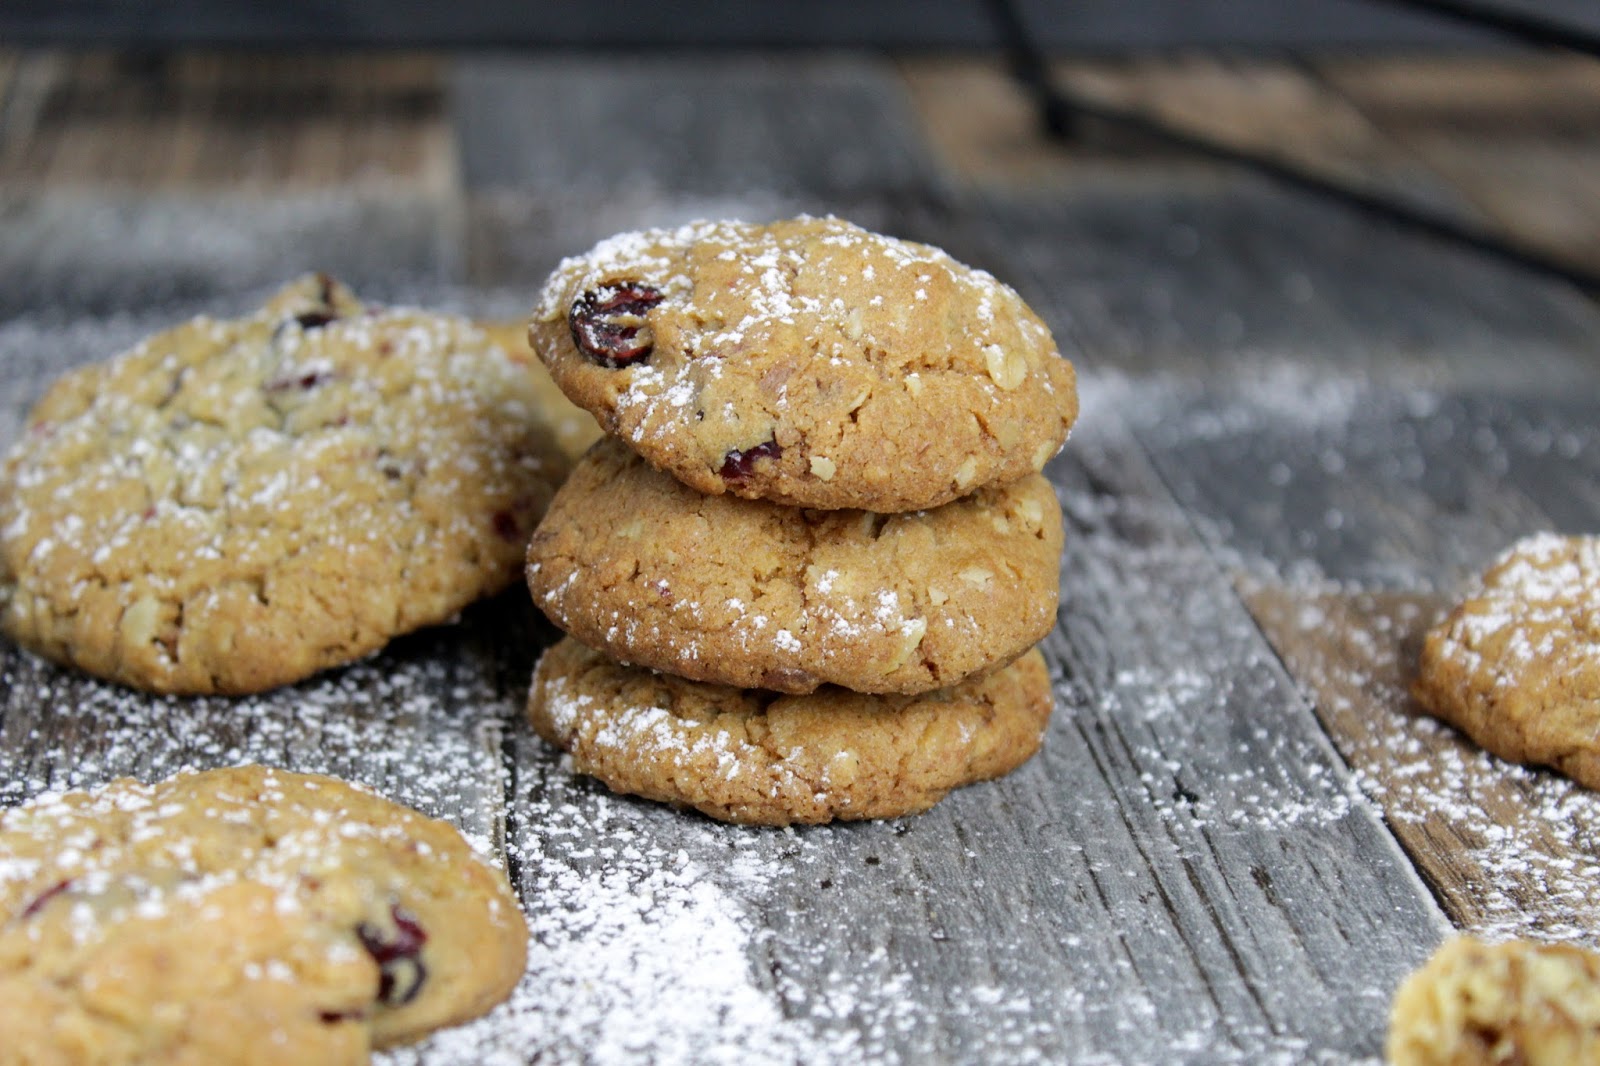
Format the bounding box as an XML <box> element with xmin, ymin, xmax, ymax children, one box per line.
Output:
<box><xmin>3</xmin><ymin>52</ymin><xmax>1598</xmax><ymax>1064</ymax></box>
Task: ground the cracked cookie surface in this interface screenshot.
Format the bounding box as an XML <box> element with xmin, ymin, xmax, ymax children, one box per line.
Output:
<box><xmin>0</xmin><ymin>765</ymin><xmax>527</xmax><ymax>1065</ymax></box>
<box><xmin>529</xmin><ymin>216</ymin><xmax>1078</xmax><ymax>512</ymax></box>
<box><xmin>1413</xmin><ymin>532</ymin><xmax>1600</xmax><ymax>789</ymax></box>
<box><xmin>1388</xmin><ymin>937</ymin><xmax>1600</xmax><ymax>1066</ymax></box>
<box><xmin>0</xmin><ymin>276</ymin><xmax>569</xmax><ymax>695</ymax></box>
<box><xmin>528</xmin><ymin>637</ymin><xmax>1054</xmax><ymax>826</ymax></box>
<box><xmin>526</xmin><ymin>439</ymin><xmax>1063</xmax><ymax>695</ymax></box>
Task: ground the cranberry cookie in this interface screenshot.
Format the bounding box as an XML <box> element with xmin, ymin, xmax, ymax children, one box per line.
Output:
<box><xmin>0</xmin><ymin>276</ymin><xmax>569</xmax><ymax>695</ymax></box>
<box><xmin>526</xmin><ymin>439</ymin><xmax>1063</xmax><ymax>695</ymax></box>
<box><xmin>1413</xmin><ymin>533</ymin><xmax>1600</xmax><ymax>789</ymax></box>
<box><xmin>1388</xmin><ymin>937</ymin><xmax>1600</xmax><ymax>1066</ymax></box>
<box><xmin>0</xmin><ymin>765</ymin><xmax>527</xmax><ymax>1064</ymax></box>
<box><xmin>528</xmin><ymin>637</ymin><xmax>1054</xmax><ymax>826</ymax></box>
<box><xmin>529</xmin><ymin>216</ymin><xmax>1078</xmax><ymax>512</ymax></box>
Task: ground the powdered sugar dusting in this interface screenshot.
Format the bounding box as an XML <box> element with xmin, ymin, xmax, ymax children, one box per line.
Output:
<box><xmin>386</xmin><ymin>759</ymin><xmax>910</xmax><ymax>1066</ymax></box>
<box><xmin>1248</xmin><ymin>586</ymin><xmax>1600</xmax><ymax>948</ymax></box>
<box><xmin>531</xmin><ymin>215</ymin><xmax>1059</xmax><ymax>462</ymax></box>
<box><xmin>1429</xmin><ymin>532</ymin><xmax>1600</xmax><ymax>681</ymax></box>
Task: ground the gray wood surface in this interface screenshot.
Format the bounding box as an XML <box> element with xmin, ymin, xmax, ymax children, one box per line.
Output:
<box><xmin>3</xmin><ymin>50</ymin><xmax>1599</xmax><ymax>1065</ymax></box>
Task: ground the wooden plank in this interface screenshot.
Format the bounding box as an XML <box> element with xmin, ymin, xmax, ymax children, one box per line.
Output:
<box><xmin>1051</xmin><ymin>55</ymin><xmax>1458</xmax><ymax>205</ymax></box>
<box><xmin>0</xmin><ymin>51</ymin><xmax>453</xmax><ymax>192</ymax></box>
<box><xmin>1312</xmin><ymin>55</ymin><xmax>1600</xmax><ymax>278</ymax></box>
<box><xmin>0</xmin><ymin>597</ymin><xmax>528</xmax><ymax>862</ymax></box>
<box><xmin>493</xmin><ymin>402</ymin><xmax>1446</xmax><ymax>1062</ymax></box>
<box><xmin>1314</xmin><ymin>55</ymin><xmax>1600</xmax><ymax>131</ymax></box>
<box><xmin>902</xmin><ymin>54</ymin><xmax>1600</xmax><ymax>280</ymax></box>
<box><xmin>461</xmin><ymin>187</ymin><xmax>1003</xmax><ymax>304</ymax></box>
<box><xmin>0</xmin><ymin>192</ymin><xmax>459</xmax><ymax>320</ymax></box>
<box><xmin>451</xmin><ymin>54</ymin><xmax>943</xmax><ymax>199</ymax></box>
<box><xmin>979</xmin><ymin>186</ymin><xmax>1600</xmax><ymax>387</ymax></box>
<box><xmin>1245</xmin><ymin>586</ymin><xmax>1600</xmax><ymax>946</ymax></box>
<box><xmin>1127</xmin><ymin>383</ymin><xmax>1600</xmax><ymax>589</ymax></box>
<box><xmin>0</xmin><ymin>50</ymin><xmax>61</xmax><ymax>168</ymax></box>
<box><xmin>896</xmin><ymin>56</ymin><xmax>1223</xmax><ymax>190</ymax></box>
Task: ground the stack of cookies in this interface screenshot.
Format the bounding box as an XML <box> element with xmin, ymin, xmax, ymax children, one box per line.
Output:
<box><xmin>522</xmin><ymin>217</ymin><xmax>1078</xmax><ymax>825</ymax></box>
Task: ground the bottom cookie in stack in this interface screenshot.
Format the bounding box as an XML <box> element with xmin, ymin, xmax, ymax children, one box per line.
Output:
<box><xmin>528</xmin><ymin>637</ymin><xmax>1052</xmax><ymax>826</ymax></box>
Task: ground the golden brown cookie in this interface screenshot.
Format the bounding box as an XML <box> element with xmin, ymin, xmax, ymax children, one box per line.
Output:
<box><xmin>0</xmin><ymin>765</ymin><xmax>527</xmax><ymax>1065</ymax></box>
<box><xmin>477</xmin><ymin>320</ymin><xmax>603</xmax><ymax>463</ymax></box>
<box><xmin>526</xmin><ymin>439</ymin><xmax>1063</xmax><ymax>696</ymax></box>
<box><xmin>529</xmin><ymin>216</ymin><xmax>1078</xmax><ymax>512</ymax></box>
<box><xmin>0</xmin><ymin>276</ymin><xmax>569</xmax><ymax>695</ymax></box>
<box><xmin>1413</xmin><ymin>532</ymin><xmax>1600</xmax><ymax>789</ymax></box>
<box><xmin>1387</xmin><ymin>937</ymin><xmax>1600</xmax><ymax>1066</ymax></box>
<box><xmin>527</xmin><ymin>637</ymin><xmax>1054</xmax><ymax>826</ymax></box>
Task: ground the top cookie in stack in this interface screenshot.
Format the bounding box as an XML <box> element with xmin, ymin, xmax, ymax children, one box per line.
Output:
<box><xmin>528</xmin><ymin>216</ymin><xmax>1077</xmax><ymax>512</ymax></box>
<box><xmin>524</xmin><ymin>216</ymin><xmax>1077</xmax><ymax>825</ymax></box>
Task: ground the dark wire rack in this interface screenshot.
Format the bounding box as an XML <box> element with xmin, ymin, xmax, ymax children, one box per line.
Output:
<box><xmin>985</xmin><ymin>0</ymin><xmax>1600</xmax><ymax>293</ymax></box>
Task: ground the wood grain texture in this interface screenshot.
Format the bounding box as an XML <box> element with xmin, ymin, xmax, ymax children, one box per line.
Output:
<box><xmin>1315</xmin><ymin>56</ymin><xmax>1600</xmax><ymax>277</ymax></box>
<box><xmin>902</xmin><ymin>54</ymin><xmax>1600</xmax><ymax>278</ymax></box>
<box><xmin>897</xmin><ymin>57</ymin><xmax>1222</xmax><ymax>190</ymax></box>
<box><xmin>451</xmin><ymin>53</ymin><xmax>943</xmax><ymax>199</ymax></box>
<box><xmin>0</xmin><ymin>192</ymin><xmax>460</xmax><ymax>321</ymax></box>
<box><xmin>0</xmin><ymin>51</ymin><xmax>454</xmax><ymax>192</ymax></box>
<box><xmin>495</xmin><ymin>409</ymin><xmax>1448</xmax><ymax>1063</ymax></box>
<box><xmin>1125</xmin><ymin>383</ymin><xmax>1600</xmax><ymax>588</ymax></box>
<box><xmin>978</xmin><ymin>184</ymin><xmax>1600</xmax><ymax>388</ymax></box>
<box><xmin>1245</xmin><ymin>587</ymin><xmax>1600</xmax><ymax>947</ymax></box>
<box><xmin>0</xmin><ymin>594</ymin><xmax>535</xmax><ymax>862</ymax></box>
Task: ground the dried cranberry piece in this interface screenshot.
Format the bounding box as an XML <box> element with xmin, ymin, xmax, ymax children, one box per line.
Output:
<box><xmin>18</xmin><ymin>878</ymin><xmax>73</xmax><ymax>920</ymax></box>
<box><xmin>265</xmin><ymin>369</ymin><xmax>334</xmax><ymax>392</ymax></box>
<box><xmin>569</xmin><ymin>282</ymin><xmax>664</xmax><ymax>368</ymax></box>
<box><xmin>293</xmin><ymin>310</ymin><xmax>338</xmax><ymax>330</ymax></box>
<box><xmin>492</xmin><ymin>510</ymin><xmax>521</xmax><ymax>541</ymax></box>
<box><xmin>283</xmin><ymin>275</ymin><xmax>343</xmax><ymax>331</ymax></box>
<box><xmin>356</xmin><ymin>904</ymin><xmax>429</xmax><ymax>1006</ymax></box>
<box><xmin>319</xmin><ymin>1009</ymin><xmax>367</xmax><ymax>1024</ymax></box>
<box><xmin>718</xmin><ymin>439</ymin><xmax>783</xmax><ymax>483</ymax></box>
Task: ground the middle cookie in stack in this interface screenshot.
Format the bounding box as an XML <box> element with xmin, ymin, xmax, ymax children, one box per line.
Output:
<box><xmin>523</xmin><ymin>217</ymin><xmax>1078</xmax><ymax>825</ymax></box>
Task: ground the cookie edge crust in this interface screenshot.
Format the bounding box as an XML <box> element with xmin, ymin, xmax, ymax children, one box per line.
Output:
<box><xmin>526</xmin><ymin>639</ymin><xmax>1054</xmax><ymax>826</ymax></box>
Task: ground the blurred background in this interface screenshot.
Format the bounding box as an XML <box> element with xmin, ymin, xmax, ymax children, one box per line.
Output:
<box><xmin>2</xmin><ymin>0</ymin><xmax>1596</xmax><ymax>324</ymax></box>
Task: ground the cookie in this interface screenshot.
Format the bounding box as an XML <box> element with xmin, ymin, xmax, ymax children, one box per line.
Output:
<box><xmin>529</xmin><ymin>216</ymin><xmax>1078</xmax><ymax>512</ymax></box>
<box><xmin>1388</xmin><ymin>937</ymin><xmax>1600</xmax><ymax>1066</ymax></box>
<box><xmin>0</xmin><ymin>275</ymin><xmax>569</xmax><ymax>695</ymax></box>
<box><xmin>1412</xmin><ymin>532</ymin><xmax>1600</xmax><ymax>789</ymax></box>
<box><xmin>527</xmin><ymin>637</ymin><xmax>1054</xmax><ymax>825</ymax></box>
<box><xmin>0</xmin><ymin>765</ymin><xmax>527</xmax><ymax>1064</ymax></box>
<box><xmin>526</xmin><ymin>439</ymin><xmax>1063</xmax><ymax>695</ymax></box>
<box><xmin>478</xmin><ymin>320</ymin><xmax>603</xmax><ymax>463</ymax></box>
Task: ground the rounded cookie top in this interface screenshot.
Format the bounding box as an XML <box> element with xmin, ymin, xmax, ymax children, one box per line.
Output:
<box><xmin>1412</xmin><ymin>532</ymin><xmax>1600</xmax><ymax>789</ymax></box>
<box><xmin>529</xmin><ymin>216</ymin><xmax>1078</xmax><ymax>512</ymax></box>
<box><xmin>0</xmin><ymin>765</ymin><xmax>528</xmax><ymax>1064</ymax></box>
<box><xmin>528</xmin><ymin>637</ymin><xmax>1054</xmax><ymax>826</ymax></box>
<box><xmin>0</xmin><ymin>275</ymin><xmax>569</xmax><ymax>695</ymax></box>
<box><xmin>1387</xmin><ymin>937</ymin><xmax>1600</xmax><ymax>1066</ymax></box>
<box><xmin>526</xmin><ymin>439</ymin><xmax>1063</xmax><ymax>695</ymax></box>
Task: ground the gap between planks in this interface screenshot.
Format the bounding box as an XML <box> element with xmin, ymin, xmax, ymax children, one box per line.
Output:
<box><xmin>1244</xmin><ymin>584</ymin><xmax>1600</xmax><ymax>947</ymax></box>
